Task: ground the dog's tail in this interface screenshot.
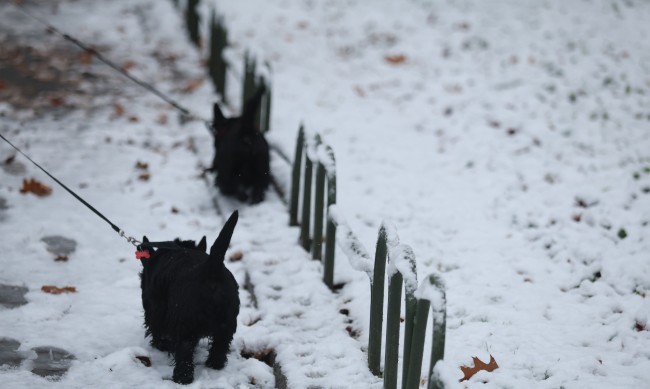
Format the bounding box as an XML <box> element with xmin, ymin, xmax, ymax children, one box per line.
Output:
<box><xmin>240</xmin><ymin>85</ymin><xmax>266</xmax><ymax>135</ymax></box>
<box><xmin>209</xmin><ymin>210</ymin><xmax>239</xmax><ymax>265</ymax></box>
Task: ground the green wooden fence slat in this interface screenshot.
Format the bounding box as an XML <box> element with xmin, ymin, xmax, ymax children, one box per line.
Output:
<box><xmin>405</xmin><ymin>299</ymin><xmax>431</xmax><ymax>389</ymax></box>
<box><xmin>323</xmin><ymin>150</ymin><xmax>336</xmax><ymax>289</ymax></box>
<box><xmin>185</xmin><ymin>0</ymin><xmax>200</xmax><ymax>47</ymax></box>
<box><xmin>427</xmin><ymin>275</ymin><xmax>447</xmax><ymax>389</ymax></box>
<box><xmin>401</xmin><ymin>289</ymin><xmax>417</xmax><ymax>389</ymax></box>
<box><xmin>263</xmin><ymin>62</ymin><xmax>272</xmax><ymax>133</ymax></box>
<box><xmin>368</xmin><ymin>226</ymin><xmax>388</xmax><ymax>376</ymax></box>
<box><xmin>300</xmin><ymin>150</ymin><xmax>313</xmax><ymax>251</ymax></box>
<box><xmin>312</xmin><ymin>162</ymin><xmax>326</xmax><ymax>260</ymax></box>
<box><xmin>383</xmin><ymin>271</ymin><xmax>402</xmax><ymax>389</ymax></box>
<box><xmin>289</xmin><ymin>126</ymin><xmax>304</xmax><ymax>226</ymax></box>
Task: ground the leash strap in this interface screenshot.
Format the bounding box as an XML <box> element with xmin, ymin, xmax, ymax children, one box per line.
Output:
<box><xmin>1</xmin><ymin>133</ymin><xmax>189</xmax><ymax>252</ymax></box>
<box><xmin>0</xmin><ymin>132</ymin><xmax>141</xmax><ymax>247</ymax></box>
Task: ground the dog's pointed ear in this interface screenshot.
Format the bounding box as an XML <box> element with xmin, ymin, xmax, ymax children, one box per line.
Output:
<box><xmin>198</xmin><ymin>236</ymin><xmax>207</xmax><ymax>252</ymax></box>
<box><xmin>213</xmin><ymin>103</ymin><xmax>226</xmax><ymax>124</ymax></box>
<box><xmin>142</xmin><ymin>236</ymin><xmax>149</xmax><ymax>244</ymax></box>
<box><xmin>210</xmin><ymin>211</ymin><xmax>239</xmax><ymax>260</ymax></box>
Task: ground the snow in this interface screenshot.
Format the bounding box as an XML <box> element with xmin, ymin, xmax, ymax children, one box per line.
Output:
<box><xmin>415</xmin><ymin>274</ymin><xmax>446</xmax><ymax>324</ymax></box>
<box><xmin>389</xmin><ymin>244</ymin><xmax>418</xmax><ymax>296</ymax></box>
<box><xmin>316</xmin><ymin>143</ymin><xmax>336</xmax><ymax>179</ymax></box>
<box><xmin>329</xmin><ymin>205</ymin><xmax>374</xmax><ymax>278</ymax></box>
<box><xmin>2</xmin><ymin>0</ymin><xmax>650</xmax><ymax>388</ymax></box>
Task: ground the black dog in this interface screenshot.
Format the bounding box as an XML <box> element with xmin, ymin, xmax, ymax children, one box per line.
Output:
<box><xmin>139</xmin><ymin>211</ymin><xmax>240</xmax><ymax>384</ymax></box>
<box><xmin>212</xmin><ymin>86</ymin><xmax>270</xmax><ymax>203</ymax></box>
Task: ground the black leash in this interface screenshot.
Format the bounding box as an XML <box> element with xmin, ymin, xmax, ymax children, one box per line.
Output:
<box><xmin>1</xmin><ymin>132</ymin><xmax>139</xmax><ymax>246</ymax></box>
<box><xmin>11</xmin><ymin>1</ymin><xmax>216</xmax><ymax>135</ymax></box>
<box><xmin>0</xmin><ymin>132</ymin><xmax>181</xmax><ymax>253</ymax></box>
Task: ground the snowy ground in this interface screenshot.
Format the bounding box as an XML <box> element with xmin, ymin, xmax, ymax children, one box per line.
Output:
<box><xmin>1</xmin><ymin>0</ymin><xmax>650</xmax><ymax>388</ymax></box>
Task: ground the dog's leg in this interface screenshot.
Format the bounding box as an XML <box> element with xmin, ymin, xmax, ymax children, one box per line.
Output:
<box><xmin>172</xmin><ymin>340</ymin><xmax>197</xmax><ymax>385</ymax></box>
<box><xmin>150</xmin><ymin>334</ymin><xmax>171</xmax><ymax>352</ymax></box>
<box><xmin>251</xmin><ymin>183</ymin><xmax>265</xmax><ymax>204</ymax></box>
<box><xmin>205</xmin><ymin>331</ymin><xmax>233</xmax><ymax>370</ymax></box>
<box><xmin>237</xmin><ymin>188</ymin><xmax>249</xmax><ymax>202</ymax></box>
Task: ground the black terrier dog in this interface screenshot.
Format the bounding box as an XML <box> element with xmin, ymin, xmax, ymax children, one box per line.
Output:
<box><xmin>139</xmin><ymin>211</ymin><xmax>240</xmax><ymax>384</ymax></box>
<box><xmin>212</xmin><ymin>86</ymin><xmax>270</xmax><ymax>203</ymax></box>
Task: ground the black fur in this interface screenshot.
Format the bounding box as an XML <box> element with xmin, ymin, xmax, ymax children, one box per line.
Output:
<box><xmin>140</xmin><ymin>211</ymin><xmax>240</xmax><ymax>385</ymax></box>
<box><xmin>212</xmin><ymin>86</ymin><xmax>270</xmax><ymax>203</ymax></box>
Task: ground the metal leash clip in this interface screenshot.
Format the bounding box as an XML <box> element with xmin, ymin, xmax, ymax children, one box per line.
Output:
<box><xmin>119</xmin><ymin>230</ymin><xmax>141</xmax><ymax>247</ymax></box>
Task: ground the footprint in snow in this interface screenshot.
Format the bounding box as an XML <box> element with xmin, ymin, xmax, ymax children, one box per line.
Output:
<box><xmin>0</xmin><ymin>338</ymin><xmax>75</xmax><ymax>379</ymax></box>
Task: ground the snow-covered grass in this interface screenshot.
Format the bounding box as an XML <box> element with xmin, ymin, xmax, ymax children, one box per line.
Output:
<box><xmin>1</xmin><ymin>0</ymin><xmax>650</xmax><ymax>388</ymax></box>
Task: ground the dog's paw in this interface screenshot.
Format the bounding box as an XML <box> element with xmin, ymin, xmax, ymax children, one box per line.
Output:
<box><xmin>205</xmin><ymin>355</ymin><xmax>227</xmax><ymax>370</ymax></box>
<box><xmin>172</xmin><ymin>368</ymin><xmax>194</xmax><ymax>385</ymax></box>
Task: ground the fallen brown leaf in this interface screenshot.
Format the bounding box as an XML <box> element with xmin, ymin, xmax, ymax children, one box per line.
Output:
<box><xmin>460</xmin><ymin>355</ymin><xmax>499</xmax><ymax>382</ymax></box>
<box><xmin>114</xmin><ymin>103</ymin><xmax>125</xmax><ymax>117</ymax></box>
<box><xmin>240</xmin><ymin>348</ymin><xmax>274</xmax><ymax>362</ymax></box>
<box><xmin>135</xmin><ymin>161</ymin><xmax>149</xmax><ymax>170</ymax></box>
<box><xmin>128</xmin><ymin>115</ymin><xmax>139</xmax><ymax>123</ymax></box>
<box><xmin>121</xmin><ymin>61</ymin><xmax>137</xmax><ymax>71</ymax></box>
<box><xmin>635</xmin><ymin>320</ymin><xmax>646</xmax><ymax>332</ymax></box>
<box><xmin>138</xmin><ymin>173</ymin><xmax>150</xmax><ymax>181</ymax></box>
<box><xmin>54</xmin><ymin>255</ymin><xmax>69</xmax><ymax>262</ymax></box>
<box><xmin>19</xmin><ymin>178</ymin><xmax>52</xmax><ymax>197</ymax></box>
<box><xmin>157</xmin><ymin>113</ymin><xmax>168</xmax><ymax>125</ymax></box>
<box><xmin>385</xmin><ymin>54</ymin><xmax>407</xmax><ymax>64</ymax></box>
<box><xmin>135</xmin><ymin>355</ymin><xmax>152</xmax><ymax>367</ymax></box>
<box><xmin>42</xmin><ymin>285</ymin><xmax>76</xmax><ymax>295</ymax></box>
<box><xmin>49</xmin><ymin>96</ymin><xmax>65</xmax><ymax>107</ymax></box>
<box><xmin>79</xmin><ymin>51</ymin><xmax>93</xmax><ymax>65</ymax></box>
<box><xmin>181</xmin><ymin>78</ymin><xmax>204</xmax><ymax>94</ymax></box>
<box><xmin>229</xmin><ymin>251</ymin><xmax>244</xmax><ymax>262</ymax></box>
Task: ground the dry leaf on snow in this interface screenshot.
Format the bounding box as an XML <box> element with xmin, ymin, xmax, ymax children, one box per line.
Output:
<box><xmin>181</xmin><ymin>78</ymin><xmax>204</xmax><ymax>94</ymax></box>
<box><xmin>49</xmin><ymin>96</ymin><xmax>65</xmax><ymax>107</ymax></box>
<box><xmin>385</xmin><ymin>54</ymin><xmax>407</xmax><ymax>64</ymax></box>
<box><xmin>460</xmin><ymin>354</ymin><xmax>499</xmax><ymax>382</ymax></box>
<box><xmin>79</xmin><ymin>51</ymin><xmax>93</xmax><ymax>65</ymax></box>
<box><xmin>135</xmin><ymin>355</ymin><xmax>152</xmax><ymax>367</ymax></box>
<box><xmin>114</xmin><ymin>103</ymin><xmax>125</xmax><ymax>117</ymax></box>
<box><xmin>121</xmin><ymin>61</ymin><xmax>137</xmax><ymax>71</ymax></box>
<box><xmin>229</xmin><ymin>251</ymin><xmax>244</xmax><ymax>262</ymax></box>
<box><xmin>157</xmin><ymin>113</ymin><xmax>168</xmax><ymax>125</ymax></box>
<box><xmin>19</xmin><ymin>178</ymin><xmax>52</xmax><ymax>197</ymax></box>
<box><xmin>42</xmin><ymin>285</ymin><xmax>77</xmax><ymax>295</ymax></box>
